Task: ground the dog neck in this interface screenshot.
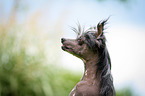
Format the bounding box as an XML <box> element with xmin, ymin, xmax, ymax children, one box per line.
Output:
<box><xmin>81</xmin><ymin>54</ymin><xmax>100</xmax><ymax>84</ymax></box>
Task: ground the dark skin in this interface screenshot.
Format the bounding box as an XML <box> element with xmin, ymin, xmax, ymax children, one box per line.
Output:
<box><xmin>61</xmin><ymin>19</ymin><xmax>115</xmax><ymax>96</ymax></box>
<box><xmin>61</xmin><ymin>36</ymin><xmax>100</xmax><ymax>96</ymax></box>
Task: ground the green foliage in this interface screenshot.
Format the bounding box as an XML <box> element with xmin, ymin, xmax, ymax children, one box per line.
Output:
<box><xmin>0</xmin><ymin>27</ymin><xmax>81</xmax><ymax>96</ymax></box>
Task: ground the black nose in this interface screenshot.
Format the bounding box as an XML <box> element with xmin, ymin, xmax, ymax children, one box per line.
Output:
<box><xmin>61</xmin><ymin>38</ymin><xmax>66</xmax><ymax>43</ymax></box>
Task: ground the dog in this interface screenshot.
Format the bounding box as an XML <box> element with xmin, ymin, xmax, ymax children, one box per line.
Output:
<box><xmin>61</xmin><ymin>19</ymin><xmax>115</xmax><ymax>96</ymax></box>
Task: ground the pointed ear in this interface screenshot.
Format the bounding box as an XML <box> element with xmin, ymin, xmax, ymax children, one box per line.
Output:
<box><xmin>95</xmin><ymin>18</ymin><xmax>108</xmax><ymax>39</ymax></box>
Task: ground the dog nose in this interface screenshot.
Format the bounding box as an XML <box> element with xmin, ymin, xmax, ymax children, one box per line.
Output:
<box><xmin>61</xmin><ymin>38</ymin><xmax>66</xmax><ymax>43</ymax></box>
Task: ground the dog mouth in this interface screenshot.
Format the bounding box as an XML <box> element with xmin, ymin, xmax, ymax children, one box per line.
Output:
<box><xmin>61</xmin><ymin>44</ymin><xmax>71</xmax><ymax>51</ymax></box>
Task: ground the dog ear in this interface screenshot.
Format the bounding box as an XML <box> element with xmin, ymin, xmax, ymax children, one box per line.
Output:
<box><xmin>95</xmin><ymin>18</ymin><xmax>109</xmax><ymax>48</ymax></box>
<box><xmin>95</xmin><ymin>18</ymin><xmax>108</xmax><ymax>39</ymax></box>
<box><xmin>95</xmin><ymin>22</ymin><xmax>103</xmax><ymax>39</ymax></box>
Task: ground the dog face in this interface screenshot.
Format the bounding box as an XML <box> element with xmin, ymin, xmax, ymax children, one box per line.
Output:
<box><xmin>61</xmin><ymin>19</ymin><xmax>108</xmax><ymax>60</ymax></box>
<box><xmin>61</xmin><ymin>35</ymin><xmax>91</xmax><ymax>59</ymax></box>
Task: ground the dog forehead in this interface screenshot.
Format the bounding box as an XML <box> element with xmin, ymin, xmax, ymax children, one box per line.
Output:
<box><xmin>84</xmin><ymin>32</ymin><xmax>96</xmax><ymax>39</ymax></box>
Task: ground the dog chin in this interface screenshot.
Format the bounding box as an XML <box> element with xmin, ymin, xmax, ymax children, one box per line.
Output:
<box><xmin>61</xmin><ymin>45</ymin><xmax>70</xmax><ymax>52</ymax></box>
<box><xmin>61</xmin><ymin>45</ymin><xmax>74</xmax><ymax>54</ymax></box>
<box><xmin>61</xmin><ymin>45</ymin><xmax>67</xmax><ymax>50</ymax></box>
<box><xmin>61</xmin><ymin>46</ymin><xmax>65</xmax><ymax>51</ymax></box>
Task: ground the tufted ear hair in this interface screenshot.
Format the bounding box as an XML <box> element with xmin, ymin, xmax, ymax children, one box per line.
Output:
<box><xmin>95</xmin><ymin>18</ymin><xmax>109</xmax><ymax>39</ymax></box>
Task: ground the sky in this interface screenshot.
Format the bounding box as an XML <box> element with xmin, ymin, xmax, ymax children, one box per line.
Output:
<box><xmin>1</xmin><ymin>0</ymin><xmax>145</xmax><ymax>95</ymax></box>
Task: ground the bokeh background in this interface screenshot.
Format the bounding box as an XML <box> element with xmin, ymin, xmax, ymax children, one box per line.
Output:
<box><xmin>0</xmin><ymin>0</ymin><xmax>145</xmax><ymax>96</ymax></box>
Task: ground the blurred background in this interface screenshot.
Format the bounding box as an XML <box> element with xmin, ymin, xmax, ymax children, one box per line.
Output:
<box><xmin>0</xmin><ymin>0</ymin><xmax>145</xmax><ymax>96</ymax></box>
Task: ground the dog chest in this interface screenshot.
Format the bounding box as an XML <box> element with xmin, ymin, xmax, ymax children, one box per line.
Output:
<box><xmin>75</xmin><ymin>81</ymin><xmax>99</xmax><ymax>96</ymax></box>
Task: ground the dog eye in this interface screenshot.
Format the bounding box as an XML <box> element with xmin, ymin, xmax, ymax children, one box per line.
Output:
<box><xmin>77</xmin><ymin>37</ymin><xmax>84</xmax><ymax>45</ymax></box>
